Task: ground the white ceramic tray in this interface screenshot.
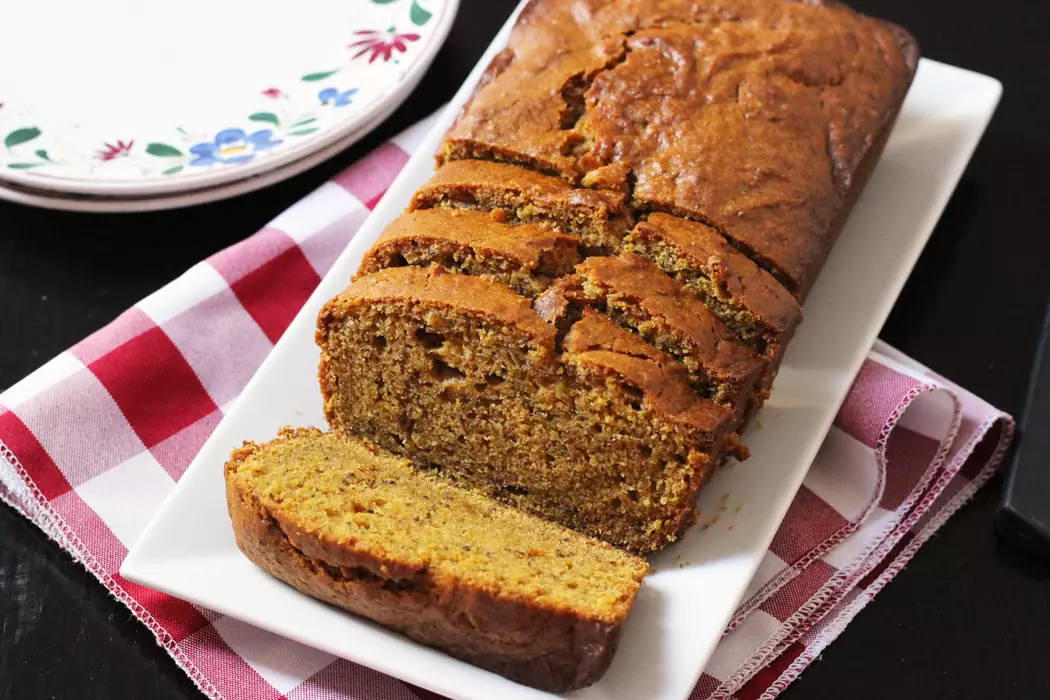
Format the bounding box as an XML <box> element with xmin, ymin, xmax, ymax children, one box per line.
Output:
<box><xmin>122</xmin><ymin>6</ymin><xmax>1002</xmax><ymax>699</ymax></box>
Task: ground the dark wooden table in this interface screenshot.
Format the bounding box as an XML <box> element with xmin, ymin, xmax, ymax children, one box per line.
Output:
<box><xmin>3</xmin><ymin>1</ymin><xmax>1050</xmax><ymax>698</ymax></box>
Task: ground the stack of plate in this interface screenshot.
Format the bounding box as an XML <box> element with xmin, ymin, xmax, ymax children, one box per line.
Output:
<box><xmin>0</xmin><ymin>0</ymin><xmax>457</xmax><ymax>212</ymax></box>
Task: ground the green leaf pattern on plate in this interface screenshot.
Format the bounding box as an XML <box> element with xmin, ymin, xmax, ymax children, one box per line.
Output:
<box><xmin>145</xmin><ymin>143</ymin><xmax>184</xmax><ymax>157</ymax></box>
<box><xmin>410</xmin><ymin>1</ymin><xmax>432</xmax><ymax>26</ymax></box>
<box><xmin>249</xmin><ymin>112</ymin><xmax>281</xmax><ymax>126</ymax></box>
<box><xmin>302</xmin><ymin>70</ymin><xmax>339</xmax><ymax>82</ymax></box>
<box><xmin>3</xmin><ymin>131</ymin><xmax>53</xmax><ymax>169</ymax></box>
<box><xmin>5</xmin><ymin>127</ymin><xmax>42</xmax><ymax>149</ymax></box>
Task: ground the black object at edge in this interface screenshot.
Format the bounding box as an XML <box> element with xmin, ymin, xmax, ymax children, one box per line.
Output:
<box><xmin>997</xmin><ymin>296</ymin><xmax>1050</xmax><ymax>559</ymax></box>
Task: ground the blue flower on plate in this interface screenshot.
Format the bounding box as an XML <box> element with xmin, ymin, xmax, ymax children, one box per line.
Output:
<box><xmin>188</xmin><ymin>129</ymin><xmax>282</xmax><ymax>167</ymax></box>
<box><xmin>318</xmin><ymin>87</ymin><xmax>360</xmax><ymax>107</ymax></box>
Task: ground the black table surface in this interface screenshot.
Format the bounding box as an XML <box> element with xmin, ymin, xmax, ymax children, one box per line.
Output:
<box><xmin>3</xmin><ymin>1</ymin><xmax>1050</xmax><ymax>698</ymax></box>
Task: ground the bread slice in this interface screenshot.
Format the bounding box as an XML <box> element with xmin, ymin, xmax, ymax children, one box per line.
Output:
<box><xmin>624</xmin><ymin>214</ymin><xmax>802</xmax><ymax>402</ymax></box>
<box><xmin>539</xmin><ymin>252</ymin><xmax>766</xmax><ymax>418</ymax></box>
<box><xmin>410</xmin><ymin>159</ymin><xmax>633</xmax><ymax>252</ymax></box>
<box><xmin>225</xmin><ymin>427</ymin><xmax>647</xmax><ymax>692</ymax></box>
<box><xmin>316</xmin><ymin>265</ymin><xmax>740</xmax><ymax>552</ymax></box>
<box><xmin>624</xmin><ymin>213</ymin><xmax>802</xmax><ymax>362</ymax></box>
<box><xmin>359</xmin><ymin>208</ymin><xmax>581</xmax><ymax>297</ymax></box>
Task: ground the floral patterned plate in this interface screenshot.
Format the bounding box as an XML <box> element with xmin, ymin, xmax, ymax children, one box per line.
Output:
<box><xmin>0</xmin><ymin>0</ymin><xmax>456</xmax><ymax>196</ymax></box>
<box><xmin>0</xmin><ymin>98</ymin><xmax>420</xmax><ymax>213</ymax></box>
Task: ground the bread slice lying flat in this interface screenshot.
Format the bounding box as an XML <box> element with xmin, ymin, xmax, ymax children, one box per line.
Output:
<box><xmin>225</xmin><ymin>427</ymin><xmax>648</xmax><ymax>692</ymax></box>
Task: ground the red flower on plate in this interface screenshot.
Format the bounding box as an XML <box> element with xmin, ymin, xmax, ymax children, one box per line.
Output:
<box><xmin>348</xmin><ymin>28</ymin><xmax>420</xmax><ymax>63</ymax></box>
<box><xmin>97</xmin><ymin>140</ymin><xmax>134</xmax><ymax>161</ymax></box>
<box><xmin>262</xmin><ymin>88</ymin><xmax>283</xmax><ymax>99</ymax></box>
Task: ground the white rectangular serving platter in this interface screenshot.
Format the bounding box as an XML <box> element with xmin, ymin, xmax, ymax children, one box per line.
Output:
<box><xmin>122</xmin><ymin>4</ymin><xmax>1002</xmax><ymax>699</ymax></box>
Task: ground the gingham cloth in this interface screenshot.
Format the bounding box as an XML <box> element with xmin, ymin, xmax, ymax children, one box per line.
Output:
<box><xmin>0</xmin><ymin>115</ymin><xmax>1014</xmax><ymax>700</ymax></box>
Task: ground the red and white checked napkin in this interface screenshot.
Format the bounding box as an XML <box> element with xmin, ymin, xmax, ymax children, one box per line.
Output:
<box><xmin>0</xmin><ymin>114</ymin><xmax>1014</xmax><ymax>700</ymax></box>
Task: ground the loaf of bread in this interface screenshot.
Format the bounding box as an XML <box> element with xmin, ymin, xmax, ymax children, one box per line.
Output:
<box><xmin>226</xmin><ymin>428</ymin><xmax>647</xmax><ymax>692</ymax></box>
<box><xmin>319</xmin><ymin>0</ymin><xmax>917</xmax><ymax>555</ymax></box>
<box><xmin>227</xmin><ymin>0</ymin><xmax>920</xmax><ymax>688</ymax></box>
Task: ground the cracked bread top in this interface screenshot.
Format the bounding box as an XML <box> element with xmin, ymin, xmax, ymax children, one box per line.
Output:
<box><xmin>439</xmin><ymin>0</ymin><xmax>919</xmax><ymax>296</ymax></box>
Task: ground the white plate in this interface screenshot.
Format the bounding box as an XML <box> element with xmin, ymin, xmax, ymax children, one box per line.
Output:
<box><xmin>0</xmin><ymin>0</ymin><xmax>456</xmax><ymax>197</ymax></box>
<box><xmin>121</xmin><ymin>6</ymin><xmax>1001</xmax><ymax>698</ymax></box>
<box><xmin>0</xmin><ymin>89</ymin><xmax>405</xmax><ymax>213</ymax></box>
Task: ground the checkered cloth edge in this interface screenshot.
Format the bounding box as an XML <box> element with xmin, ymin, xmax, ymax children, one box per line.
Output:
<box><xmin>0</xmin><ymin>114</ymin><xmax>1014</xmax><ymax>700</ymax></box>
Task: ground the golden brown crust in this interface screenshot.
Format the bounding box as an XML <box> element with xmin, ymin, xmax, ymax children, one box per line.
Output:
<box><xmin>365</xmin><ymin>209</ymin><xmax>579</xmax><ymax>273</ymax></box>
<box><xmin>225</xmin><ymin>430</ymin><xmax>646</xmax><ymax>692</ymax></box>
<box><xmin>563</xmin><ymin>307</ymin><xmax>667</xmax><ymax>364</ymax></box>
<box><xmin>439</xmin><ymin>0</ymin><xmax>919</xmax><ymax>296</ymax></box>
<box><xmin>413</xmin><ymin>160</ymin><xmax>629</xmax><ymax>217</ymax></box>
